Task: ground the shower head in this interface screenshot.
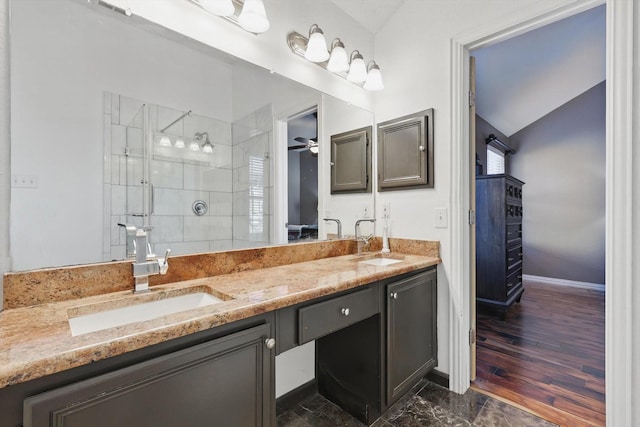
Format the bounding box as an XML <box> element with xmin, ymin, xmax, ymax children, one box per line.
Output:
<box><xmin>194</xmin><ymin>132</ymin><xmax>214</xmax><ymax>153</ymax></box>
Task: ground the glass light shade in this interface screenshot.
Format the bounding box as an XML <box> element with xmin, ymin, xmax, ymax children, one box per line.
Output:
<box><xmin>347</xmin><ymin>56</ymin><xmax>367</xmax><ymax>83</ymax></box>
<box><xmin>304</xmin><ymin>30</ymin><xmax>329</xmax><ymax>63</ymax></box>
<box><xmin>175</xmin><ymin>138</ymin><xmax>185</xmax><ymax>148</ymax></box>
<box><xmin>309</xmin><ymin>145</ymin><xmax>319</xmax><ymax>154</ymax></box>
<box><xmin>199</xmin><ymin>0</ymin><xmax>234</xmax><ymax>16</ymax></box>
<box><xmin>238</xmin><ymin>0</ymin><xmax>270</xmax><ymax>33</ymax></box>
<box><xmin>189</xmin><ymin>140</ymin><xmax>200</xmax><ymax>151</ymax></box>
<box><xmin>202</xmin><ymin>143</ymin><xmax>214</xmax><ymax>153</ymax></box>
<box><xmin>159</xmin><ymin>135</ymin><xmax>172</xmax><ymax>147</ymax></box>
<box><xmin>327</xmin><ymin>45</ymin><xmax>349</xmax><ymax>73</ymax></box>
<box><xmin>364</xmin><ymin>66</ymin><xmax>384</xmax><ymax>91</ymax></box>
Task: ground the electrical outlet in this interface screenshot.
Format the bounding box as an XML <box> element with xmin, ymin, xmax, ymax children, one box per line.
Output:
<box><xmin>435</xmin><ymin>208</ymin><xmax>448</xmax><ymax>228</ymax></box>
<box><xmin>11</xmin><ymin>174</ymin><xmax>38</xmax><ymax>189</ymax></box>
<box><xmin>362</xmin><ymin>204</ymin><xmax>371</xmax><ymax>218</ymax></box>
<box><xmin>383</xmin><ymin>203</ymin><xmax>391</xmax><ymax>218</ymax></box>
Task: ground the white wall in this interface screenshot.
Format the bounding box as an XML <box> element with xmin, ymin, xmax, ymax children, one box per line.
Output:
<box><xmin>10</xmin><ymin>0</ymin><xmax>233</xmax><ymax>270</ymax></box>
<box><xmin>511</xmin><ymin>82</ymin><xmax>605</xmax><ymax>284</ymax></box>
<box><xmin>0</xmin><ymin>0</ymin><xmax>9</xmax><ymax>306</ymax></box>
<box><xmin>372</xmin><ymin>0</ymin><xmax>582</xmax><ymax>376</ymax></box>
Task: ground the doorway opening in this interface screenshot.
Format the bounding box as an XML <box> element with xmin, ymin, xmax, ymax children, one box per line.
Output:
<box><xmin>470</xmin><ymin>6</ymin><xmax>606</xmax><ymax>425</ymax></box>
<box><xmin>286</xmin><ymin>109</ymin><xmax>319</xmax><ymax>242</ymax></box>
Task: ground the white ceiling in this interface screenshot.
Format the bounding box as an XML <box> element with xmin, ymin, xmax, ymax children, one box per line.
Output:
<box><xmin>328</xmin><ymin>0</ymin><xmax>407</xmax><ymax>34</ymax></box>
<box><xmin>473</xmin><ymin>5</ymin><xmax>606</xmax><ymax>137</ymax></box>
<box><xmin>329</xmin><ymin>2</ymin><xmax>605</xmax><ymax>138</ymax></box>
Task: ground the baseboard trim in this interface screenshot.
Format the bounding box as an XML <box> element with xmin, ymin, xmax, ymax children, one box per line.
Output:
<box><xmin>426</xmin><ymin>369</ymin><xmax>449</xmax><ymax>389</ymax></box>
<box><xmin>523</xmin><ymin>274</ymin><xmax>605</xmax><ymax>292</ymax></box>
<box><xmin>275</xmin><ymin>379</ymin><xmax>318</xmax><ymax>414</ymax></box>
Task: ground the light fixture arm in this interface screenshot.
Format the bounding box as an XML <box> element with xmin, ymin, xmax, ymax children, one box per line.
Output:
<box><xmin>187</xmin><ymin>0</ymin><xmax>269</xmax><ymax>34</ymax></box>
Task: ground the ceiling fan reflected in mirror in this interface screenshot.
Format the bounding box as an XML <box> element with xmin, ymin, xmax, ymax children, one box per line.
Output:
<box><xmin>288</xmin><ymin>137</ymin><xmax>319</xmax><ymax>155</ymax></box>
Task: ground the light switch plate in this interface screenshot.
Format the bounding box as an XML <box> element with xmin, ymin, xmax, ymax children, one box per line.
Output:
<box><xmin>435</xmin><ymin>208</ymin><xmax>448</xmax><ymax>228</ymax></box>
<box><xmin>11</xmin><ymin>174</ymin><xmax>39</xmax><ymax>189</ymax></box>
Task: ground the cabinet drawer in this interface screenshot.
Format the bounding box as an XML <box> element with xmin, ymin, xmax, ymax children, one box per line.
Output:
<box><xmin>299</xmin><ymin>287</ymin><xmax>377</xmax><ymax>344</ymax></box>
<box><xmin>506</xmin><ymin>245</ymin><xmax>523</xmax><ymax>275</ymax></box>
<box><xmin>506</xmin><ymin>269</ymin><xmax>523</xmax><ymax>296</ymax></box>
<box><xmin>506</xmin><ymin>223</ymin><xmax>522</xmax><ymax>248</ymax></box>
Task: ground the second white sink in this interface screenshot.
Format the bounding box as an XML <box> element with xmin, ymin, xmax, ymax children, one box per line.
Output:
<box><xmin>69</xmin><ymin>292</ymin><xmax>226</xmax><ymax>336</ymax></box>
<box><xmin>359</xmin><ymin>257</ymin><xmax>403</xmax><ymax>267</ymax></box>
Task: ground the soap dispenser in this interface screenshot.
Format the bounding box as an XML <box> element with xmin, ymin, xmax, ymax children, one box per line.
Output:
<box><xmin>381</xmin><ymin>215</ymin><xmax>390</xmax><ymax>254</ymax></box>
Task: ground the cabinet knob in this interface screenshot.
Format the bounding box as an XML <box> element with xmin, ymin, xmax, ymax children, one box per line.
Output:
<box><xmin>341</xmin><ymin>307</ymin><xmax>350</xmax><ymax>316</ymax></box>
<box><xmin>264</xmin><ymin>338</ymin><xmax>276</xmax><ymax>349</ymax></box>
<box><xmin>330</xmin><ymin>161</ymin><xmax>335</xmax><ymax>166</ymax></box>
<box><xmin>390</xmin><ymin>292</ymin><xmax>398</xmax><ymax>299</ymax></box>
<box><xmin>419</xmin><ymin>145</ymin><xmax>425</xmax><ymax>152</ymax></box>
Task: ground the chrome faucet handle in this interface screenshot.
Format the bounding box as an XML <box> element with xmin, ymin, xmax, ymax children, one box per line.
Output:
<box><xmin>158</xmin><ymin>249</ymin><xmax>171</xmax><ymax>275</ymax></box>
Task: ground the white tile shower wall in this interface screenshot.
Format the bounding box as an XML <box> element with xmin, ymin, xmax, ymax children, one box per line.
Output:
<box><xmin>105</xmin><ymin>93</ymin><xmax>147</xmax><ymax>260</ymax></box>
<box><xmin>232</xmin><ymin>104</ymin><xmax>273</xmax><ymax>246</ymax></box>
<box><xmin>105</xmin><ymin>93</ymin><xmax>271</xmax><ymax>260</ymax></box>
<box><xmin>148</xmin><ymin>108</ymin><xmax>235</xmax><ymax>257</ymax></box>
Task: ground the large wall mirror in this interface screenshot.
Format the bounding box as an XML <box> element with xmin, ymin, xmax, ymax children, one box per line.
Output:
<box><xmin>9</xmin><ymin>0</ymin><xmax>374</xmax><ymax>271</ymax></box>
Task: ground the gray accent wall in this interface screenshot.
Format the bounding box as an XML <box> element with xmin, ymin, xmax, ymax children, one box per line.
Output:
<box><xmin>510</xmin><ymin>82</ymin><xmax>605</xmax><ymax>285</ymax></box>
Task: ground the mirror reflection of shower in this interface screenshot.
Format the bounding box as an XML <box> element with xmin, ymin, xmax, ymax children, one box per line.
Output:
<box><xmin>104</xmin><ymin>92</ymin><xmax>273</xmax><ymax>261</ymax></box>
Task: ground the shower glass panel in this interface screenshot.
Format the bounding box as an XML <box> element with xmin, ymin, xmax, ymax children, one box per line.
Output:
<box><xmin>103</xmin><ymin>92</ymin><xmax>273</xmax><ymax>261</ymax></box>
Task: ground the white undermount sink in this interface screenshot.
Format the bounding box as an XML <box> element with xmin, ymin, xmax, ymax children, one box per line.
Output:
<box><xmin>68</xmin><ymin>291</ymin><xmax>227</xmax><ymax>336</ymax></box>
<box><xmin>359</xmin><ymin>257</ymin><xmax>403</xmax><ymax>267</ymax></box>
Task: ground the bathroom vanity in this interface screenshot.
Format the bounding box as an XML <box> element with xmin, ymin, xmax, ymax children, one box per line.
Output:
<box><xmin>0</xmin><ymin>239</ymin><xmax>440</xmax><ymax>427</ymax></box>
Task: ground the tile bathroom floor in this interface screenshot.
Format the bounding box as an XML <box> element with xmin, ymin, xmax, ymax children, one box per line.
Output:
<box><xmin>276</xmin><ymin>379</ymin><xmax>557</xmax><ymax>426</ymax></box>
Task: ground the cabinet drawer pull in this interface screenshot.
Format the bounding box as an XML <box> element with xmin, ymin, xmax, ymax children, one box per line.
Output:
<box><xmin>340</xmin><ymin>307</ymin><xmax>350</xmax><ymax>316</ymax></box>
<box><xmin>390</xmin><ymin>292</ymin><xmax>398</xmax><ymax>300</ymax></box>
<box><xmin>265</xmin><ymin>338</ymin><xmax>276</xmax><ymax>349</ymax></box>
<box><xmin>508</xmin><ymin>257</ymin><xmax>514</xmax><ymax>262</ymax></box>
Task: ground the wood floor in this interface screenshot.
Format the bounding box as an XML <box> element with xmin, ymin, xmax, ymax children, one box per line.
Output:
<box><xmin>472</xmin><ymin>280</ymin><xmax>605</xmax><ymax>427</ymax></box>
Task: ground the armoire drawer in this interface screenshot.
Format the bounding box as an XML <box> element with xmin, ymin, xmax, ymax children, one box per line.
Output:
<box><xmin>506</xmin><ymin>269</ymin><xmax>523</xmax><ymax>296</ymax></box>
<box><xmin>506</xmin><ymin>245</ymin><xmax>523</xmax><ymax>275</ymax></box>
<box><xmin>506</xmin><ymin>223</ymin><xmax>522</xmax><ymax>248</ymax></box>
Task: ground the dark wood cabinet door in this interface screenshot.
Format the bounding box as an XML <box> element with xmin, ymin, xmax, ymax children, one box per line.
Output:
<box><xmin>386</xmin><ymin>269</ymin><xmax>437</xmax><ymax>404</ymax></box>
<box><xmin>330</xmin><ymin>126</ymin><xmax>372</xmax><ymax>193</ymax></box>
<box><xmin>377</xmin><ymin>109</ymin><xmax>434</xmax><ymax>191</ymax></box>
<box><xmin>24</xmin><ymin>324</ymin><xmax>274</xmax><ymax>427</ymax></box>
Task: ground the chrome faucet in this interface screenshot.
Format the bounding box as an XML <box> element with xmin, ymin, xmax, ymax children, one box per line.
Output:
<box><xmin>355</xmin><ymin>218</ymin><xmax>376</xmax><ymax>255</ymax></box>
<box><xmin>131</xmin><ymin>228</ymin><xmax>170</xmax><ymax>293</ymax></box>
<box><xmin>323</xmin><ymin>218</ymin><xmax>342</xmax><ymax>239</ymax></box>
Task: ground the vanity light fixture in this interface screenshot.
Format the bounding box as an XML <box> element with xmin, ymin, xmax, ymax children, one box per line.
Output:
<box><xmin>198</xmin><ymin>0</ymin><xmax>234</xmax><ymax>16</ymax></box>
<box><xmin>189</xmin><ymin>140</ymin><xmax>201</xmax><ymax>151</ymax></box>
<box><xmin>287</xmin><ymin>29</ymin><xmax>383</xmax><ymax>91</ymax></box>
<box><xmin>175</xmin><ymin>138</ymin><xmax>186</xmax><ymax>148</ymax></box>
<box><xmin>188</xmin><ymin>0</ymin><xmax>270</xmax><ymax>34</ymax></box>
<box><xmin>304</xmin><ymin>24</ymin><xmax>329</xmax><ymax>62</ymax></box>
<box><xmin>327</xmin><ymin>38</ymin><xmax>349</xmax><ymax>73</ymax></box>
<box><xmin>347</xmin><ymin>50</ymin><xmax>367</xmax><ymax>84</ymax></box>
<box><xmin>363</xmin><ymin>61</ymin><xmax>384</xmax><ymax>91</ymax></box>
<box><xmin>238</xmin><ymin>0</ymin><xmax>270</xmax><ymax>33</ymax></box>
<box><xmin>195</xmin><ymin>132</ymin><xmax>214</xmax><ymax>153</ymax></box>
<box><xmin>159</xmin><ymin>135</ymin><xmax>172</xmax><ymax>147</ymax></box>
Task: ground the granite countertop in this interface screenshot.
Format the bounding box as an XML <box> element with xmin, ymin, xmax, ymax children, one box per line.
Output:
<box><xmin>0</xmin><ymin>242</ymin><xmax>440</xmax><ymax>389</ymax></box>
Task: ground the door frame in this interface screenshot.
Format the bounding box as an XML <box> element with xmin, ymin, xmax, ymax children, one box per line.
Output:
<box><xmin>273</xmin><ymin>102</ymin><xmax>320</xmax><ymax>245</ymax></box>
<box><xmin>449</xmin><ymin>1</ymin><xmax>634</xmax><ymax>425</ymax></box>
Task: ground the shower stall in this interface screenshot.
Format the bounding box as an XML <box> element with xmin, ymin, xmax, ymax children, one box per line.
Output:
<box><xmin>103</xmin><ymin>92</ymin><xmax>273</xmax><ymax>261</ymax></box>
